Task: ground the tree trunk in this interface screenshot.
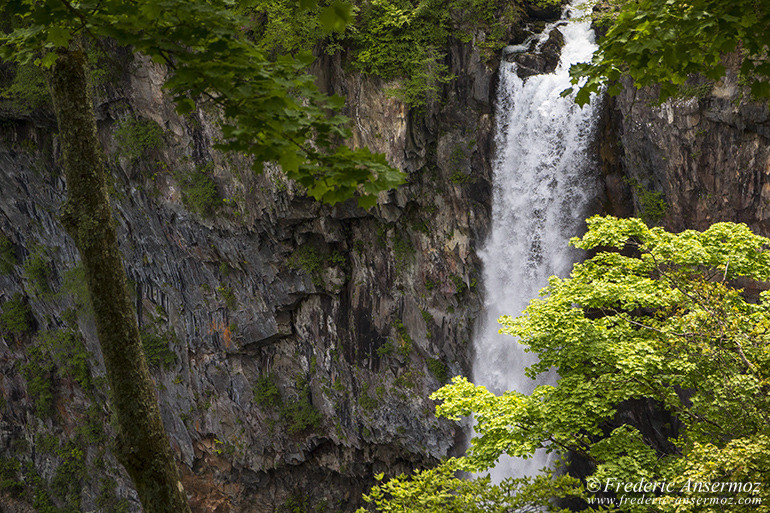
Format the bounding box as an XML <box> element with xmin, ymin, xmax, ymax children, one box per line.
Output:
<box><xmin>47</xmin><ymin>47</ymin><xmax>192</xmax><ymax>513</ymax></box>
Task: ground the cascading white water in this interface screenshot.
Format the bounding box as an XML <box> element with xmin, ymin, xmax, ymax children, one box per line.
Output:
<box><xmin>472</xmin><ymin>6</ymin><xmax>600</xmax><ymax>481</ymax></box>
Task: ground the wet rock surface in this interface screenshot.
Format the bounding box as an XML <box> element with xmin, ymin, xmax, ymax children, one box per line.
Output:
<box><xmin>507</xmin><ymin>26</ymin><xmax>566</xmax><ymax>78</ymax></box>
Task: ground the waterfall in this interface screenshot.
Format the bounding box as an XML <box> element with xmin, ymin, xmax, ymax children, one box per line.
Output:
<box><xmin>472</xmin><ymin>6</ymin><xmax>600</xmax><ymax>481</ymax></box>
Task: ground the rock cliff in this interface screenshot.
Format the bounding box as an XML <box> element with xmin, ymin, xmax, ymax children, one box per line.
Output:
<box><xmin>0</xmin><ymin>19</ymin><xmax>511</xmax><ymax>513</ymax></box>
<box><xmin>599</xmin><ymin>66</ymin><xmax>770</xmax><ymax>234</ymax></box>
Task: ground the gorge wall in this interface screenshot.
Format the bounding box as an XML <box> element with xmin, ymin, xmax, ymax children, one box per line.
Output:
<box><xmin>2</xmin><ymin>4</ymin><xmax>769</xmax><ymax>513</ymax></box>
<box><xmin>600</xmin><ymin>68</ymin><xmax>770</xmax><ymax>235</ymax></box>
<box><xmin>0</xmin><ymin>8</ymin><xmax>533</xmax><ymax>512</ymax></box>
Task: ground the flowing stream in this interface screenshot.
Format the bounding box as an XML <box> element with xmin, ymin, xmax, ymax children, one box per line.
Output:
<box><xmin>472</xmin><ymin>6</ymin><xmax>600</xmax><ymax>481</ymax></box>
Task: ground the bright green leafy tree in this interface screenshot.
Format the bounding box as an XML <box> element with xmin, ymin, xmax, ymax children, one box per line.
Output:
<box><xmin>360</xmin><ymin>216</ymin><xmax>770</xmax><ymax>512</ymax></box>
<box><xmin>0</xmin><ymin>1</ymin><xmax>402</xmax><ymax>511</ymax></box>
<box><xmin>359</xmin><ymin>458</ymin><xmax>586</xmax><ymax>513</ymax></box>
<box><xmin>568</xmin><ymin>0</ymin><xmax>770</xmax><ymax>105</ymax></box>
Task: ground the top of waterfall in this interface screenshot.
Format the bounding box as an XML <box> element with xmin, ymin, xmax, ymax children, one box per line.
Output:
<box><xmin>500</xmin><ymin>5</ymin><xmax>572</xmax><ymax>58</ymax></box>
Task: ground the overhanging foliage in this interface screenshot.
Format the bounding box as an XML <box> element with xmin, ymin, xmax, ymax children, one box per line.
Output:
<box><xmin>0</xmin><ymin>0</ymin><xmax>404</xmax><ymax>207</ymax></box>
<box><xmin>567</xmin><ymin>0</ymin><xmax>770</xmax><ymax>104</ymax></box>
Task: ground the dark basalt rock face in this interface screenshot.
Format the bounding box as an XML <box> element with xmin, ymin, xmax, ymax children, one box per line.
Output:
<box><xmin>0</xmin><ymin>30</ymin><xmax>499</xmax><ymax>513</ymax></box>
<box><xmin>600</xmin><ymin>67</ymin><xmax>770</xmax><ymax>236</ymax></box>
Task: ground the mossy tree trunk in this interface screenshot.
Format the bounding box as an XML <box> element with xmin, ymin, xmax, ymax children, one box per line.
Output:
<box><xmin>47</xmin><ymin>47</ymin><xmax>192</xmax><ymax>513</ymax></box>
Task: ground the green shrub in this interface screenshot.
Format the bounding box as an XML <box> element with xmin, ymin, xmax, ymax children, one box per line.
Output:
<box><xmin>23</xmin><ymin>246</ymin><xmax>52</xmax><ymax>295</ymax></box>
<box><xmin>96</xmin><ymin>477</ymin><xmax>130</xmax><ymax>513</ymax></box>
<box><xmin>253</xmin><ymin>374</ymin><xmax>282</xmax><ymax>408</ymax></box>
<box><xmin>19</xmin><ymin>328</ymin><xmax>94</xmax><ymax>418</ymax></box>
<box><xmin>288</xmin><ymin>244</ymin><xmax>346</xmax><ymax>287</ymax></box>
<box><xmin>217</xmin><ymin>283</ymin><xmax>237</xmax><ymax>310</ymax></box>
<box><xmin>50</xmin><ymin>440</ymin><xmax>86</xmax><ymax>511</ymax></box>
<box><xmin>358</xmin><ymin>382</ymin><xmax>379</xmax><ymax>412</ymax></box>
<box><xmin>282</xmin><ymin>396</ymin><xmax>322</xmax><ymax>434</ymax></box>
<box><xmin>0</xmin><ymin>232</ymin><xmax>16</xmax><ymax>274</ymax></box>
<box><xmin>77</xmin><ymin>403</ymin><xmax>106</xmax><ymax>445</ymax></box>
<box><xmin>179</xmin><ymin>164</ymin><xmax>221</xmax><ymax>216</ymax></box>
<box><xmin>450</xmin><ymin>171</ymin><xmax>474</xmax><ymax>184</ymax></box>
<box><xmin>0</xmin><ymin>62</ymin><xmax>50</xmax><ymax>115</ymax></box>
<box><xmin>37</xmin><ymin>433</ymin><xmax>60</xmax><ymax>453</ymax></box>
<box><xmin>349</xmin><ymin>0</ymin><xmax>525</xmax><ymax>106</ymax></box>
<box><xmin>40</xmin><ymin>329</ymin><xmax>92</xmax><ymax>389</ymax></box>
<box><xmin>0</xmin><ymin>293</ymin><xmax>32</xmax><ymax>336</ymax></box>
<box><xmin>281</xmin><ymin>376</ymin><xmax>321</xmax><ymax>434</ymax></box>
<box><xmin>245</xmin><ymin>0</ymin><xmax>323</xmax><ymax>55</ymax></box>
<box><xmin>394</xmin><ymin>320</ymin><xmax>413</xmax><ymax>357</ymax></box>
<box><xmin>351</xmin><ymin>0</ymin><xmax>452</xmax><ymax>107</ymax></box>
<box><xmin>626</xmin><ymin>178</ymin><xmax>668</xmax><ymax>225</ymax></box>
<box><xmin>0</xmin><ymin>457</ymin><xmax>24</xmax><ymax>497</ymax></box>
<box><xmin>639</xmin><ymin>189</ymin><xmax>667</xmax><ymax>225</ymax></box>
<box><xmin>21</xmin><ymin>329</ymin><xmax>94</xmax><ymax>418</ymax></box>
<box><xmin>329</xmin><ymin>250</ymin><xmax>345</xmax><ymax>267</ymax></box>
<box><xmin>411</xmin><ymin>219</ymin><xmax>430</xmax><ymax>234</ymax></box>
<box><xmin>21</xmin><ymin>344</ymin><xmax>55</xmax><ymax>417</ymax></box>
<box><xmin>450</xmin><ymin>274</ymin><xmax>467</xmax><ymax>295</ymax></box>
<box><xmin>394</xmin><ymin>369</ymin><xmax>419</xmax><ymax>391</ymax></box>
<box><xmin>288</xmin><ymin>245</ymin><xmax>324</xmax><ymax>286</ymax></box>
<box><xmin>280</xmin><ymin>492</ymin><xmax>314</xmax><ymax>513</ymax></box>
<box><xmin>392</xmin><ymin>231</ymin><xmax>415</xmax><ymax>268</ymax></box>
<box><xmin>383</xmin><ymin>46</ymin><xmax>453</xmax><ymax>108</ymax></box>
<box><xmin>427</xmin><ymin>357</ymin><xmax>448</xmax><ymax>382</ymax></box>
<box><xmin>449</xmin><ymin>0</ymin><xmax>524</xmax><ymax>47</ymax></box>
<box><xmin>140</xmin><ymin>328</ymin><xmax>177</xmax><ymax>370</ymax></box>
<box><xmin>113</xmin><ymin>117</ymin><xmax>164</xmax><ymax>162</ymax></box>
<box><xmin>61</xmin><ymin>262</ymin><xmax>92</xmax><ymax>317</ymax></box>
<box><xmin>376</xmin><ymin>342</ymin><xmax>394</xmax><ymax>357</ymax></box>
<box><xmin>677</xmin><ymin>80</ymin><xmax>714</xmax><ymax>99</ymax></box>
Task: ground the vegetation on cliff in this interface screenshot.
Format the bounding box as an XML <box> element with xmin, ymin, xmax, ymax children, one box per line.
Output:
<box><xmin>247</xmin><ymin>0</ymin><xmax>561</xmax><ymax>106</ymax></box>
